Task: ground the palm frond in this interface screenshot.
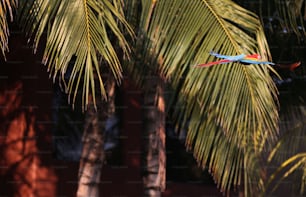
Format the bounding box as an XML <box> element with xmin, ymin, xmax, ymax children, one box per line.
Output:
<box><xmin>0</xmin><ymin>0</ymin><xmax>17</xmax><ymax>58</ymax></box>
<box><xmin>274</xmin><ymin>0</ymin><xmax>306</xmax><ymax>37</ymax></box>
<box><xmin>265</xmin><ymin>79</ymin><xmax>306</xmax><ymax>195</ymax></box>
<box><xmin>186</xmin><ymin>104</ymin><xmax>266</xmax><ymax>195</ymax></box>
<box><xmin>266</xmin><ymin>153</ymin><xmax>306</xmax><ymax>195</ymax></box>
<box><xmin>19</xmin><ymin>0</ymin><xmax>133</xmax><ymax>110</ymax></box>
<box><xmin>125</xmin><ymin>0</ymin><xmax>279</xmax><ymax>195</ymax></box>
<box><xmin>269</xmin><ymin>100</ymin><xmax>306</xmax><ymax>162</ymax></box>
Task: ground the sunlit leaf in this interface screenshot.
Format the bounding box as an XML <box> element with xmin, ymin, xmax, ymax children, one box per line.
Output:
<box><xmin>0</xmin><ymin>0</ymin><xmax>17</xmax><ymax>58</ymax></box>
<box><xmin>19</xmin><ymin>0</ymin><xmax>133</xmax><ymax>110</ymax></box>
<box><xmin>124</xmin><ymin>0</ymin><xmax>279</xmax><ymax>195</ymax></box>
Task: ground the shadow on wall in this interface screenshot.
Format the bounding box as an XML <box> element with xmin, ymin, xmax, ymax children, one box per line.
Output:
<box><xmin>0</xmin><ymin>29</ymin><xmax>76</xmax><ymax>197</ymax></box>
<box><xmin>0</xmin><ymin>81</ymin><xmax>57</xmax><ymax>197</ymax></box>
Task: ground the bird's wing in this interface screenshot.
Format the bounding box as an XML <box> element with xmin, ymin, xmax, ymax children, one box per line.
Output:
<box><xmin>239</xmin><ymin>59</ymin><xmax>275</xmax><ymax>65</ymax></box>
<box><xmin>196</xmin><ymin>59</ymin><xmax>233</xmax><ymax>67</ymax></box>
<box><xmin>210</xmin><ymin>51</ymin><xmax>246</xmax><ymax>61</ymax></box>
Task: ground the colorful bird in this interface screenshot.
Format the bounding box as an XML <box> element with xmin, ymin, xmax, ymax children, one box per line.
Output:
<box><xmin>196</xmin><ymin>51</ymin><xmax>275</xmax><ymax>67</ymax></box>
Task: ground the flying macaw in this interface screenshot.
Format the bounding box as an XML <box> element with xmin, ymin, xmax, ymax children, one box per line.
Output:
<box><xmin>196</xmin><ymin>51</ymin><xmax>275</xmax><ymax>67</ymax></box>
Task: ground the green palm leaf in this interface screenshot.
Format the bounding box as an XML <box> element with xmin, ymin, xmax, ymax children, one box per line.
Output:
<box><xmin>0</xmin><ymin>0</ymin><xmax>16</xmax><ymax>57</ymax></box>
<box><xmin>125</xmin><ymin>0</ymin><xmax>279</xmax><ymax>195</ymax></box>
<box><xmin>266</xmin><ymin>153</ymin><xmax>306</xmax><ymax>195</ymax></box>
<box><xmin>19</xmin><ymin>0</ymin><xmax>132</xmax><ymax>110</ymax></box>
<box><xmin>273</xmin><ymin>0</ymin><xmax>306</xmax><ymax>37</ymax></box>
<box><xmin>265</xmin><ymin>80</ymin><xmax>306</xmax><ymax>195</ymax></box>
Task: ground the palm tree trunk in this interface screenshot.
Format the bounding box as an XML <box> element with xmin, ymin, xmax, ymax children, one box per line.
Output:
<box><xmin>142</xmin><ymin>75</ymin><xmax>166</xmax><ymax>197</ymax></box>
<box><xmin>77</xmin><ymin>77</ymin><xmax>116</xmax><ymax>197</ymax></box>
<box><xmin>76</xmin><ymin>100</ymin><xmax>105</xmax><ymax>197</ymax></box>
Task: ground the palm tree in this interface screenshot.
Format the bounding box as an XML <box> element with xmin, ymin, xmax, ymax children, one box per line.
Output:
<box><xmin>1</xmin><ymin>0</ymin><xmax>287</xmax><ymax>196</ymax></box>
<box><xmin>123</xmin><ymin>1</ymin><xmax>278</xmax><ymax>196</ymax></box>
<box><xmin>18</xmin><ymin>1</ymin><xmax>133</xmax><ymax>196</ymax></box>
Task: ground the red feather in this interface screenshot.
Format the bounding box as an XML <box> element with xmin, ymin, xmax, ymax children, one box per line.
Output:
<box><xmin>196</xmin><ymin>59</ymin><xmax>232</xmax><ymax>67</ymax></box>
